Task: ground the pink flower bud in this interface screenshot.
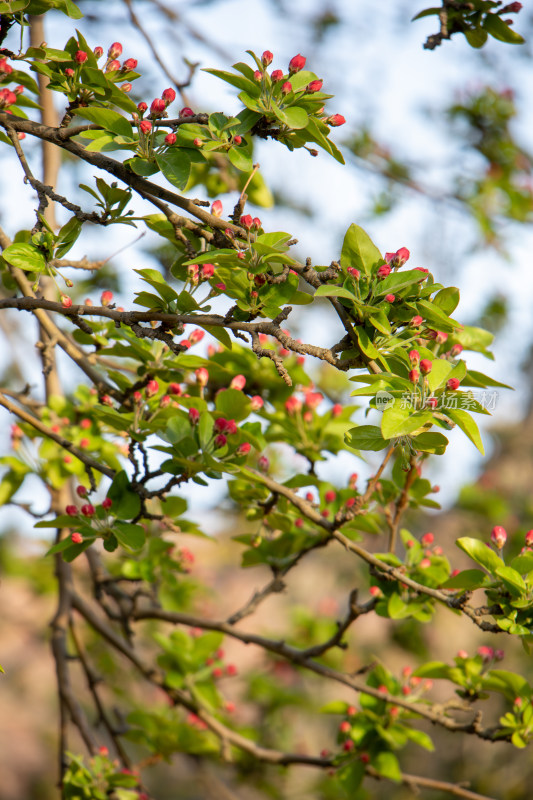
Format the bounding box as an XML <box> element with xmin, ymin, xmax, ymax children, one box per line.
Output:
<box><xmin>101</xmin><ymin>395</ymin><xmax>113</xmax><ymax>406</ymax></box>
<box><xmin>250</xmin><ymin>395</ymin><xmax>263</xmax><ymax>410</ymax></box>
<box><xmin>137</xmin><ymin>101</ymin><xmax>147</xmax><ymax>113</ymax></box>
<box><xmin>76</xmin><ymin>485</ymin><xmax>88</xmax><ymax>497</ymax></box>
<box><xmin>195</xmin><ymin>368</ymin><xmax>209</xmax><ymax>387</ymax></box>
<box><xmin>324</xmin><ymin>490</ymin><xmax>336</xmax><ymax>504</ymax></box>
<box><xmin>214</xmin><ymin>283</ymin><xmax>226</xmax><ymax>292</ymax></box>
<box><xmin>140</xmin><ymin>120</ymin><xmax>152</xmax><ymax>134</ymax></box>
<box><xmin>81</xmin><ymin>503</ymin><xmax>95</xmax><ymax>517</ymax></box>
<box><xmin>237</xmin><ymin>442</ymin><xmax>251</xmax><ymax>456</ymax></box>
<box><xmin>120</xmin><ymin>83</ymin><xmax>132</xmax><ymax>92</ymax></box>
<box><xmin>214</xmin><ymin>433</ymin><xmax>227</xmax><ymax>448</ymax></box>
<box><xmin>411</xmin><ymin>315</ymin><xmax>423</xmax><ymax>327</ymax></box>
<box><xmin>145</xmin><ymin>379</ymin><xmax>159</xmax><ymax>397</ymax></box>
<box><xmin>447</xmin><ymin>378</ymin><xmax>460</xmax><ymax>391</ymax></box>
<box><xmin>409</xmin><ymin>368</ymin><xmax>420</xmax><ymax>383</ymax></box>
<box><xmin>189</xmin><ymin>407</ymin><xmax>200</xmax><ymax>425</ymax></box>
<box><xmin>61</xmin><ymin>295</ymin><xmax>73</xmax><ymax>308</ymax></box>
<box><xmin>288</xmin><ymin>53</ymin><xmax>306</xmax><ymax>73</ymax></box>
<box><xmin>71</xmin><ymin>532</ymin><xmax>83</xmax><ymax>544</ymax></box>
<box><xmin>65</xmin><ymin>68</ymin><xmax>75</xmax><ymax>77</ymax></box>
<box><xmin>478</xmin><ymin>645</ymin><xmax>494</xmax><ymax>661</ymax></box>
<box><xmin>385</xmin><ymin>247</ymin><xmax>410</xmax><ymax>267</ymax></box>
<box><xmin>150</xmin><ymin>98</ymin><xmax>166</xmax><ymax>115</ymax></box>
<box><xmin>502</xmin><ymin>1</ymin><xmax>522</xmax><ymax>11</ymax></box>
<box><xmin>211</xmin><ymin>200</ymin><xmax>223</xmax><ymax>217</ymax></box>
<box><xmin>491</xmin><ymin>525</ymin><xmax>507</xmax><ymax>549</ymax></box>
<box><xmin>450</xmin><ymin>343</ymin><xmax>464</xmax><ymax>357</ymax></box>
<box><xmin>343</xmin><ymin>740</ymin><xmax>354</xmax><ymax>752</ymax></box>
<box><xmin>240</xmin><ymin>214</ymin><xmax>253</xmax><ymax>229</ymax></box>
<box><xmin>377</xmin><ymin>265</ymin><xmax>391</xmax><ymax>278</ymax></box>
<box><xmin>226</xmin><ymin>663</ymin><xmax>238</xmax><ymax>676</ymax></box>
<box><xmin>168</xmin><ymin>383</ymin><xmax>182</xmax><ymax>396</ymax></box>
<box><xmin>262</xmin><ymin>50</ymin><xmax>274</xmax><ymax>66</ymax></box>
<box><xmin>420</xmin><ymin>558</ymin><xmax>431</xmax><ymax>568</ymax></box>
<box><xmin>435</xmin><ymin>331</ymin><xmax>448</xmax><ymax>344</ymax></box>
<box><xmin>385</xmin><ymin>294</ymin><xmax>395</xmax><ymax>302</ymax></box>
<box><xmin>306</xmin><ymin>79</ymin><xmax>323</xmax><ymax>93</ymax></box>
<box><xmin>525</xmin><ymin>530</ymin><xmax>533</xmax><ymax>547</ymax></box>
<box><xmin>339</xmin><ymin>720</ymin><xmax>351</xmax><ymax>733</ymax></box>
<box><xmin>160</xmin><ymin>394</ymin><xmax>170</xmax><ymax>408</ymax></box>
<box><xmin>65</xmin><ymin>505</ymin><xmax>77</xmax><ymax>516</ymax></box>
<box><xmin>258</xmin><ymin>455</ymin><xmax>269</xmax><ymax>472</ymax></box>
<box><xmin>253</xmin><ymin>69</ymin><xmax>262</xmax><ymax>81</ymax></box>
<box><xmin>180</xmin><ymin>106</ymin><xmax>194</xmax><ymax>117</ymax></box>
<box><xmin>252</xmin><ymin>217</ymin><xmax>262</xmax><ymax>230</ymax></box>
<box><xmin>421</xmin><ymin>532</ymin><xmax>434</xmax><ymax>546</ymax></box>
<box><xmin>332</xmin><ymin>403</ymin><xmax>343</xmax><ymax>417</ymax></box>
<box><xmin>420</xmin><ymin>359</ymin><xmax>432</xmax><ymax>375</ymax></box>
<box><xmin>107</xmin><ymin>42</ymin><xmax>123</xmax><ymax>59</ymax></box>
<box><xmin>100</xmin><ymin>290</ymin><xmax>113</xmax><ymax>306</ymax></box>
<box><xmin>281</xmin><ymin>81</ymin><xmax>293</xmax><ymax>95</ymax></box>
<box><xmin>457</xmin><ymin>650</ymin><xmax>468</xmax><ymax>659</ymax></box>
<box><xmin>347</xmin><ymin>267</ymin><xmax>360</xmax><ymax>278</ymax></box>
<box><xmin>75</xmin><ymin>50</ymin><xmax>88</xmax><ymax>64</ymax></box>
<box><xmin>162</xmin><ymin>87</ymin><xmax>176</xmax><ymax>104</ymax></box>
<box><xmin>193</xmin><ymin>138</ymin><xmax>202</xmax><ymax>147</ymax></box>
<box><xmin>327</xmin><ymin>114</ymin><xmax>345</xmax><ymax>127</ymax></box>
<box><xmin>230</xmin><ymin>374</ymin><xmax>246</xmax><ymax>390</ymax></box>
<box><xmin>94</xmin><ymin>46</ymin><xmax>104</xmax><ymax>58</ymax></box>
<box><xmin>133</xmin><ymin>390</ymin><xmax>142</xmax><ymax>403</ymax></box>
<box><xmin>102</xmin><ymin>498</ymin><xmax>112</xmax><ymax>510</ymax></box>
<box><xmin>201</xmin><ymin>263</ymin><xmax>215</xmax><ymax>279</ymax></box>
<box><xmin>106</xmin><ymin>60</ymin><xmax>121</xmax><ymax>72</ymax></box>
<box><xmin>164</xmin><ymin>132</ymin><xmax>176</xmax><ymax>145</ymax></box>
<box><xmin>426</xmin><ymin>397</ymin><xmax>438</xmax><ymax>409</ymax></box>
<box><xmin>189</xmin><ymin>328</ymin><xmax>204</xmax><ymax>344</ymax></box>
<box><xmin>271</xmin><ymin>69</ymin><xmax>284</xmax><ymax>82</ymax></box>
<box><xmin>234</xmin><ymin>134</ymin><xmax>242</xmax><ymax>144</ymax></box>
<box><xmin>123</xmin><ymin>58</ymin><xmax>138</xmax><ymax>70</ymax></box>
<box><xmin>285</xmin><ymin>396</ymin><xmax>302</xmax><ymax>415</ymax></box>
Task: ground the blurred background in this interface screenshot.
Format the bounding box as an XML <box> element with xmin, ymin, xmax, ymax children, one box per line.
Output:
<box><xmin>2</xmin><ymin>0</ymin><xmax>533</xmax><ymax>797</ymax></box>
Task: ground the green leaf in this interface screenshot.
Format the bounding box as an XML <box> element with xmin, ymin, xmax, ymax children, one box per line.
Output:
<box><xmin>114</xmin><ymin>523</ymin><xmax>146</xmax><ymax>551</ymax></box>
<box><xmin>426</xmin><ymin>359</ymin><xmax>453</xmax><ymax>392</ymax></box>
<box><xmin>465</xmin><ymin>28</ymin><xmax>489</xmax><ymax>48</ymax></box>
<box><xmin>107</xmin><ymin>471</ymin><xmax>141</xmax><ymax>519</ymax></box>
<box><xmin>376</xmin><ymin>269</ymin><xmax>426</xmax><ymax>296</ymax></box>
<box><xmin>446</xmin><ymin>408</ymin><xmax>484</xmax><ymax>454</ymax></box>
<box><xmin>314</xmin><ymin>285</ymin><xmax>356</xmax><ymax>301</ymax></box>
<box><xmin>410</xmin><ymin>432</ymin><xmax>448</xmax><ymax>454</ymax></box>
<box><xmin>227</xmin><ymin>146</ymin><xmax>253</xmax><ymax>172</ymax></box>
<box><xmin>373</xmin><ymin>751</ymin><xmax>402</xmax><ymax>783</ymax></box>
<box><xmin>441</xmin><ymin>569</ymin><xmax>487</xmax><ymax>590</ymax></box>
<box><xmin>432</xmin><ymin>286</ymin><xmax>460</xmax><ymax>315</ymax></box>
<box><xmin>495</xmin><ymin>566</ymin><xmax>527</xmax><ymax>596</ymax></box>
<box><xmin>72</xmin><ymin>107</ymin><xmax>133</xmax><ymax>138</ymax></box>
<box><xmin>203</xmin><ymin>68</ymin><xmax>259</xmax><ymax>94</ymax></box>
<box><xmin>55</xmin><ymin>216</ymin><xmax>83</xmax><ymax>258</ymax></box>
<box><xmin>215</xmin><ymin>388</ymin><xmax>250</xmax><ymax>421</ymax></box>
<box><xmin>482</xmin><ymin>13</ymin><xmax>525</xmax><ymax>44</ymax></box>
<box><xmin>381</xmin><ymin>404</ymin><xmax>432</xmax><ymax>439</ymax></box>
<box><xmin>456</xmin><ymin>537</ymin><xmax>505</xmax><ymax>575</ymax></box>
<box><xmin>125</xmin><ymin>157</ymin><xmax>159</xmax><ymax>177</ymax></box>
<box><xmin>282</xmin><ymin>106</ymin><xmax>309</xmax><ymax>129</ymax></box>
<box><xmin>2</xmin><ymin>243</ymin><xmax>47</xmax><ymax>272</ymax></box>
<box><xmin>340</xmin><ymin>223</ymin><xmax>382</xmax><ymax>276</ymax></box>
<box><xmin>156</xmin><ymin>150</ymin><xmax>192</xmax><ymax>191</ymax></box>
<box><xmin>345</xmin><ymin>425</ymin><xmax>389</xmax><ymax>451</ymax></box>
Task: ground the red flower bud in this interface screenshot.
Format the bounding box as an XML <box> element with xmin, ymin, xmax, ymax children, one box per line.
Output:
<box><xmin>271</xmin><ymin>69</ymin><xmax>284</xmax><ymax>82</ymax></box>
<box><xmin>120</xmin><ymin>83</ymin><xmax>132</xmax><ymax>92</ymax></box>
<box><xmin>180</xmin><ymin>106</ymin><xmax>194</xmax><ymax>117</ymax></box>
<box><xmin>446</xmin><ymin>378</ymin><xmax>460</xmax><ymax>391</ymax></box>
<box><xmin>65</xmin><ymin>68</ymin><xmax>75</xmax><ymax>77</ymax></box>
<box><xmin>491</xmin><ymin>525</ymin><xmax>507</xmax><ymax>549</ymax></box>
<box><xmin>94</xmin><ymin>46</ymin><xmax>104</xmax><ymax>58</ymax></box>
<box><xmin>307</xmin><ymin>79</ymin><xmax>323</xmax><ymax>93</ymax></box>
<box><xmin>150</xmin><ymin>97</ymin><xmax>166</xmax><ymax>115</ymax></box>
<box><xmin>324</xmin><ymin>490</ymin><xmax>336</xmax><ymax>504</ymax></box>
<box><xmin>435</xmin><ymin>331</ymin><xmax>448</xmax><ymax>344</ymax></box>
<box><xmin>421</xmin><ymin>532</ymin><xmax>434</xmax><ymax>546</ymax></box>
<box><xmin>214</xmin><ymin>433</ymin><xmax>227</xmax><ymax>448</ymax></box>
<box><xmin>240</xmin><ymin>214</ymin><xmax>253</xmax><ymax>229</ymax></box>
<box><xmin>332</xmin><ymin>403</ymin><xmax>343</xmax><ymax>417</ymax></box>
<box><xmin>75</xmin><ymin>50</ymin><xmax>88</xmax><ymax>64</ymax></box>
<box><xmin>123</xmin><ymin>58</ymin><xmax>138</xmax><ymax>70</ymax></box>
<box><xmin>525</xmin><ymin>530</ymin><xmax>533</xmax><ymax>547</ymax></box>
<box><xmin>61</xmin><ymin>295</ymin><xmax>73</xmax><ymax>308</ymax></box>
<box><xmin>342</xmin><ymin>740</ymin><xmax>354</xmax><ymax>752</ymax></box>
<box><xmin>253</xmin><ymin>69</ymin><xmax>262</xmax><ymax>81</ymax></box>
<box><xmin>189</xmin><ymin>407</ymin><xmax>200</xmax><ymax>425</ymax></box>
<box><xmin>450</xmin><ymin>343</ymin><xmax>464</xmax><ymax>357</ymax></box>
<box><xmin>347</xmin><ymin>267</ymin><xmax>360</xmax><ymax>278</ymax></box>
<box><xmin>327</xmin><ymin>114</ymin><xmax>345</xmax><ymax>127</ymax></box>
<box><xmin>106</xmin><ymin>60</ymin><xmax>121</xmax><ymax>72</ymax></box>
<box><xmin>102</xmin><ymin>497</ymin><xmax>112</xmax><ymax>510</ymax></box>
<box><xmin>165</xmin><ymin>132</ymin><xmax>176</xmax><ymax>145</ymax></box>
<box><xmin>137</xmin><ymin>101</ymin><xmax>147</xmax><ymax>113</ymax></box>
<box><xmin>237</xmin><ymin>442</ymin><xmax>251</xmax><ymax>456</ymax></box>
<box><xmin>162</xmin><ymin>87</ymin><xmax>176</xmax><ymax>103</ymax></box>
<box><xmin>100</xmin><ymin>290</ymin><xmax>113</xmax><ymax>306</ymax></box>
<box><xmin>288</xmin><ymin>53</ymin><xmax>306</xmax><ymax>73</ymax></box>
<box><xmin>81</xmin><ymin>503</ymin><xmax>95</xmax><ymax>517</ymax></box>
<box><xmin>252</xmin><ymin>217</ymin><xmax>262</xmax><ymax>230</ymax></box>
<box><xmin>377</xmin><ymin>265</ymin><xmax>391</xmax><ymax>278</ymax></box>
<box><xmin>71</xmin><ymin>532</ymin><xmax>83</xmax><ymax>544</ymax></box>
<box><xmin>107</xmin><ymin>42</ymin><xmax>123</xmax><ymax>59</ymax></box>
<box><xmin>385</xmin><ymin>294</ymin><xmax>395</xmax><ymax>302</ymax></box>
<box><xmin>281</xmin><ymin>81</ymin><xmax>293</xmax><ymax>95</ymax></box>
<box><xmin>250</xmin><ymin>395</ymin><xmax>263</xmax><ymax>410</ymax></box>
<box><xmin>262</xmin><ymin>50</ymin><xmax>273</xmax><ymax>66</ymax></box>
<box><xmin>211</xmin><ymin>200</ymin><xmax>223</xmax><ymax>217</ymax></box>
<box><xmin>420</xmin><ymin>359</ymin><xmax>432</xmax><ymax>375</ymax></box>
<box><xmin>189</xmin><ymin>328</ymin><xmax>204</xmax><ymax>344</ymax></box>
<box><xmin>411</xmin><ymin>315</ymin><xmax>423</xmax><ymax>327</ymax></box>
<box><xmin>193</xmin><ymin>137</ymin><xmax>202</xmax><ymax>147</ymax></box>
<box><xmin>409</xmin><ymin>368</ymin><xmax>420</xmax><ymax>383</ymax></box>
<box><xmin>201</xmin><ymin>263</ymin><xmax>215</xmax><ymax>279</ymax></box>
<box><xmin>233</xmin><ymin>134</ymin><xmax>242</xmax><ymax>144</ymax></box>
<box><xmin>195</xmin><ymin>368</ymin><xmax>209</xmax><ymax>387</ymax></box>
<box><xmin>145</xmin><ymin>379</ymin><xmax>159</xmax><ymax>397</ymax></box>
<box><xmin>258</xmin><ymin>455</ymin><xmax>269</xmax><ymax>472</ymax></box>
<box><xmin>339</xmin><ymin>721</ymin><xmax>351</xmax><ymax>733</ymax></box>
<box><xmin>385</xmin><ymin>247</ymin><xmax>410</xmax><ymax>267</ymax></box>
<box><xmin>230</xmin><ymin>374</ymin><xmax>246</xmax><ymax>390</ymax></box>
<box><xmin>65</xmin><ymin>505</ymin><xmax>77</xmax><ymax>516</ymax></box>
<box><xmin>139</xmin><ymin>120</ymin><xmax>152</xmax><ymax>134</ymax></box>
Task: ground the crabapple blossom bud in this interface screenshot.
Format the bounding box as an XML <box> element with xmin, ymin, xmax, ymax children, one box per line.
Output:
<box><xmin>339</xmin><ymin>721</ymin><xmax>351</xmax><ymax>733</ymax></box>
<box><xmin>327</xmin><ymin>114</ymin><xmax>346</xmax><ymax>126</ymax></box>
<box><xmin>108</xmin><ymin>42</ymin><xmax>123</xmax><ymax>59</ymax></box>
<box><xmin>281</xmin><ymin>81</ymin><xmax>292</xmax><ymax>95</ymax></box>
<box><xmin>409</xmin><ymin>350</ymin><xmax>420</xmax><ymax>364</ymax></box>
<box><xmin>288</xmin><ymin>53</ymin><xmax>306</xmax><ymax>73</ymax></box>
<box><xmin>237</xmin><ymin>442</ymin><xmax>251</xmax><ymax>456</ymax></box>
<box><xmin>71</xmin><ymin>532</ymin><xmax>83</xmax><ymax>544</ymax></box>
<box><xmin>160</xmin><ymin>395</ymin><xmax>170</xmax><ymax>408</ymax></box>
<box><xmin>525</xmin><ymin>530</ymin><xmax>533</xmax><ymax>547</ymax></box>
<box><xmin>214</xmin><ymin>283</ymin><xmax>226</xmax><ymax>292</ymax></box>
<box><xmin>189</xmin><ymin>407</ymin><xmax>200</xmax><ymax>425</ymax></box>
<box><xmin>447</xmin><ymin>378</ymin><xmax>460</xmax><ymax>390</ymax></box>
<box><xmin>94</xmin><ymin>46</ymin><xmax>104</xmax><ymax>58</ymax></box>
<box><xmin>377</xmin><ymin>265</ymin><xmax>391</xmax><ymax>278</ymax></box>
<box><xmin>66</xmin><ymin>505</ymin><xmax>77</xmax><ymax>516</ymax></box>
<box><xmin>420</xmin><ymin>359</ymin><xmax>432</xmax><ymax>375</ymax></box>
<box><xmin>240</xmin><ymin>214</ymin><xmax>253</xmax><ymax>229</ymax></box>
<box><xmin>457</xmin><ymin>650</ymin><xmax>468</xmax><ymax>659</ymax></box>
<box><xmin>214</xmin><ymin>433</ymin><xmax>227</xmax><ymax>448</ymax></box>
<box><xmin>162</xmin><ymin>87</ymin><xmax>176</xmax><ymax>103</ymax></box>
<box><xmin>102</xmin><ymin>498</ymin><xmax>112</xmax><ymax>510</ymax></box>
<box><xmin>165</xmin><ymin>132</ymin><xmax>176</xmax><ymax>145</ymax></box>
<box><xmin>180</xmin><ymin>106</ymin><xmax>194</xmax><ymax>117</ymax></box>
<box><xmin>193</xmin><ymin>138</ymin><xmax>202</xmax><ymax>146</ymax></box>
<box><xmin>0</xmin><ymin>58</ymin><xmax>12</xmax><ymax>74</ymax></box>
<box><xmin>101</xmin><ymin>290</ymin><xmax>113</xmax><ymax>306</ymax></box>
<box><xmin>421</xmin><ymin>532</ymin><xmax>434</xmax><ymax>546</ymax></box>
<box><xmin>343</xmin><ymin>740</ymin><xmax>354</xmax><ymax>752</ymax></box>
<box><xmin>145</xmin><ymin>380</ymin><xmax>159</xmax><ymax>397</ymax></box>
<box><xmin>271</xmin><ymin>69</ymin><xmax>283</xmax><ymax>82</ymax></box>
<box><xmin>258</xmin><ymin>455</ymin><xmax>269</xmax><ymax>471</ymax></box>
<box><xmin>250</xmin><ymin>395</ymin><xmax>263</xmax><ymax>410</ymax></box>
<box><xmin>324</xmin><ymin>490</ymin><xmax>336</xmax><ymax>503</ymax></box>
<box><xmin>201</xmin><ymin>263</ymin><xmax>215</xmax><ymax>279</ymax></box>
<box><xmin>81</xmin><ymin>503</ymin><xmax>95</xmax><ymax>517</ymax></box>
<box><xmin>195</xmin><ymin>368</ymin><xmax>209</xmax><ymax>387</ymax></box>
<box><xmin>189</xmin><ymin>329</ymin><xmax>204</xmax><ymax>344</ymax></box>
<box><xmin>491</xmin><ymin>526</ymin><xmax>507</xmax><ymax>549</ymax></box>
<box><xmin>419</xmin><ymin>558</ymin><xmax>431</xmax><ymax>568</ymax></box>
<box><xmin>285</xmin><ymin>396</ymin><xmax>302</xmax><ymax>414</ymax></box>
<box><xmin>75</xmin><ymin>50</ymin><xmax>88</xmax><ymax>63</ymax></box>
<box><xmin>168</xmin><ymin>383</ymin><xmax>181</xmax><ymax>396</ymax></box>
<box><xmin>252</xmin><ymin>217</ymin><xmax>262</xmax><ymax>230</ymax></box>
<box><xmin>150</xmin><ymin>98</ymin><xmax>166</xmax><ymax>114</ymax></box>
<box><xmin>139</xmin><ymin>120</ymin><xmax>152</xmax><ymax>134</ymax></box>
<box><xmin>450</xmin><ymin>343</ymin><xmax>464</xmax><ymax>357</ymax></box>
<box><xmin>80</xmin><ymin>419</ymin><xmax>91</xmax><ymax>429</ymax></box>
<box><xmin>332</xmin><ymin>403</ymin><xmax>343</xmax><ymax>417</ymax></box>
<box><xmin>253</xmin><ymin>70</ymin><xmax>262</xmax><ymax>81</ymax></box>
<box><xmin>347</xmin><ymin>267</ymin><xmax>360</xmax><ymax>278</ymax></box>
<box><xmin>230</xmin><ymin>375</ymin><xmax>246</xmax><ymax>391</ymax></box>
<box><xmin>426</xmin><ymin>397</ymin><xmax>438</xmax><ymax>409</ymax></box>
<box><xmin>411</xmin><ymin>315</ymin><xmax>423</xmax><ymax>327</ymax></box>
<box><xmin>106</xmin><ymin>60</ymin><xmax>121</xmax><ymax>72</ymax></box>
<box><xmin>306</xmin><ymin>79</ymin><xmax>323</xmax><ymax>93</ymax></box>
<box><xmin>137</xmin><ymin>101</ymin><xmax>147</xmax><ymax>113</ymax></box>
<box><xmin>262</xmin><ymin>50</ymin><xmax>273</xmax><ymax>66</ymax></box>
<box><xmin>502</xmin><ymin>1</ymin><xmax>522</xmax><ymax>11</ymax></box>
<box><xmin>61</xmin><ymin>295</ymin><xmax>72</xmax><ymax>308</ymax></box>
<box><xmin>495</xmin><ymin>649</ymin><xmax>505</xmax><ymax>661</ymax></box>
<box><xmin>478</xmin><ymin>645</ymin><xmax>494</xmax><ymax>661</ymax></box>
<box><xmin>133</xmin><ymin>390</ymin><xmax>143</xmax><ymax>403</ymax></box>
<box><xmin>435</xmin><ymin>331</ymin><xmax>448</xmax><ymax>344</ymax></box>
<box><xmin>120</xmin><ymin>83</ymin><xmax>132</xmax><ymax>92</ymax></box>
<box><xmin>305</xmin><ymin>492</ymin><xmax>314</xmax><ymax>502</ymax></box>
<box><xmin>76</xmin><ymin>485</ymin><xmax>88</xmax><ymax>497</ymax></box>
<box><xmin>123</xmin><ymin>58</ymin><xmax>138</xmax><ymax>70</ymax></box>
<box><xmin>385</xmin><ymin>294</ymin><xmax>395</xmax><ymax>302</ymax></box>
<box><xmin>226</xmin><ymin>663</ymin><xmax>238</xmax><ymax>676</ymax></box>
<box><xmin>409</xmin><ymin>369</ymin><xmax>420</xmax><ymax>383</ymax></box>
<box><xmin>65</xmin><ymin>279</ymin><xmax>73</xmax><ymax>288</ymax></box>
<box><xmin>211</xmin><ymin>200</ymin><xmax>223</xmax><ymax>217</ymax></box>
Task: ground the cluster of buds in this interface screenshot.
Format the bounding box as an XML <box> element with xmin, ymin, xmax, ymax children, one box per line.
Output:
<box><xmin>0</xmin><ymin>57</ymin><xmax>13</xmax><ymax>75</ymax></box>
<box><xmin>0</xmin><ymin>87</ymin><xmax>17</xmax><ymax>110</ymax></box>
<box><xmin>240</xmin><ymin>214</ymin><xmax>262</xmax><ymax>231</ymax></box>
<box><xmin>384</xmin><ymin>247</ymin><xmax>410</xmax><ymax>267</ymax></box>
<box><xmin>186</xmin><ymin>262</ymin><xmax>215</xmax><ymax>285</ymax></box>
